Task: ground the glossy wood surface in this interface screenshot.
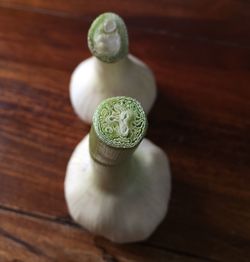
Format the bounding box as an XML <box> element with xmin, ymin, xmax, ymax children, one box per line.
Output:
<box><xmin>0</xmin><ymin>1</ymin><xmax>249</xmax><ymax>261</ymax></box>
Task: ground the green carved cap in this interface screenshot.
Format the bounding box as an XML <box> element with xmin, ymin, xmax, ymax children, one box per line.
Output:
<box><xmin>88</xmin><ymin>12</ymin><xmax>129</xmax><ymax>63</ymax></box>
<box><xmin>93</xmin><ymin>96</ymin><xmax>147</xmax><ymax>148</ymax></box>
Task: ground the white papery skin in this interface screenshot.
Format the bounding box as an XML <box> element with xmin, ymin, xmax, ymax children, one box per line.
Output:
<box><xmin>65</xmin><ymin>135</ymin><xmax>171</xmax><ymax>243</ymax></box>
<box><xmin>70</xmin><ymin>55</ymin><xmax>157</xmax><ymax>124</ymax></box>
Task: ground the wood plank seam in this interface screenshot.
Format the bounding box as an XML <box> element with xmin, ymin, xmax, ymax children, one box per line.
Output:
<box><xmin>0</xmin><ymin>204</ymin><xmax>222</xmax><ymax>262</ymax></box>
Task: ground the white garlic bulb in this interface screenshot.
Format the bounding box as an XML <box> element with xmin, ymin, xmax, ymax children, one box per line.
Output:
<box><xmin>70</xmin><ymin>12</ymin><xmax>157</xmax><ymax>124</ymax></box>
<box><xmin>65</xmin><ymin>97</ymin><xmax>171</xmax><ymax>243</ymax></box>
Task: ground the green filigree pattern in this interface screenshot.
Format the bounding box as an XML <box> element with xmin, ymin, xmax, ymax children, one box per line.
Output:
<box><xmin>93</xmin><ymin>97</ymin><xmax>147</xmax><ymax>148</ymax></box>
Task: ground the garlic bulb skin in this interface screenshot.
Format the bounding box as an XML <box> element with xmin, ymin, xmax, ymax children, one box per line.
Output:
<box><xmin>65</xmin><ymin>135</ymin><xmax>170</xmax><ymax>243</ymax></box>
<box><xmin>65</xmin><ymin>97</ymin><xmax>171</xmax><ymax>243</ymax></box>
<box><xmin>70</xmin><ymin>12</ymin><xmax>157</xmax><ymax>124</ymax></box>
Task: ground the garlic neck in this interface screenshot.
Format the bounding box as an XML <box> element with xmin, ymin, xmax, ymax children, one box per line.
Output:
<box><xmin>93</xmin><ymin>56</ymin><xmax>130</xmax><ymax>75</ymax></box>
<box><xmin>88</xmin><ymin>96</ymin><xmax>147</xmax><ymax>192</ymax></box>
<box><xmin>89</xmin><ymin>125</ymin><xmax>136</xmax><ymax>166</ymax></box>
<box><xmin>90</xmin><ymin>156</ymin><xmax>134</xmax><ymax>193</ymax></box>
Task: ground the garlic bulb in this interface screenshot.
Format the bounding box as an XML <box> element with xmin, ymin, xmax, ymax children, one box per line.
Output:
<box><xmin>70</xmin><ymin>12</ymin><xmax>157</xmax><ymax>124</ymax></box>
<box><xmin>65</xmin><ymin>96</ymin><xmax>171</xmax><ymax>243</ymax></box>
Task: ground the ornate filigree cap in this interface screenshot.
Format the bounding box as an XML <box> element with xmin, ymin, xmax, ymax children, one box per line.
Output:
<box><xmin>93</xmin><ymin>96</ymin><xmax>147</xmax><ymax>149</ymax></box>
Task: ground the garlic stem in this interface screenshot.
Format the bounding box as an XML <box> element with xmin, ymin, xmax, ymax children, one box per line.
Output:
<box><xmin>88</xmin><ymin>12</ymin><xmax>129</xmax><ymax>63</ymax></box>
<box><xmin>89</xmin><ymin>96</ymin><xmax>147</xmax><ymax>166</ymax></box>
<box><xmin>91</xmin><ymin>154</ymin><xmax>133</xmax><ymax>192</ymax></box>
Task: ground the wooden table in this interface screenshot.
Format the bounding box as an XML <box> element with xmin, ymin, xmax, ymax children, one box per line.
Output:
<box><xmin>0</xmin><ymin>1</ymin><xmax>249</xmax><ymax>261</ymax></box>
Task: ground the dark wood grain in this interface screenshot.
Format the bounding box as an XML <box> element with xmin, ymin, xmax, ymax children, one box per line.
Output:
<box><xmin>1</xmin><ymin>0</ymin><xmax>250</xmax><ymax>47</ymax></box>
<box><xmin>1</xmin><ymin>0</ymin><xmax>250</xmax><ymax>21</ymax></box>
<box><xmin>0</xmin><ymin>1</ymin><xmax>249</xmax><ymax>262</ymax></box>
<box><xmin>0</xmin><ymin>208</ymin><xmax>205</xmax><ymax>262</ymax></box>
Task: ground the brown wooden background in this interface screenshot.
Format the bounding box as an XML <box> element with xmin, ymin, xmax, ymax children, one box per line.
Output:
<box><xmin>0</xmin><ymin>1</ymin><xmax>249</xmax><ymax>261</ymax></box>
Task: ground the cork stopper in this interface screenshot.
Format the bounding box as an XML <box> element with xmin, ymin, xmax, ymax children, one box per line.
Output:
<box><xmin>89</xmin><ymin>96</ymin><xmax>147</xmax><ymax>166</ymax></box>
